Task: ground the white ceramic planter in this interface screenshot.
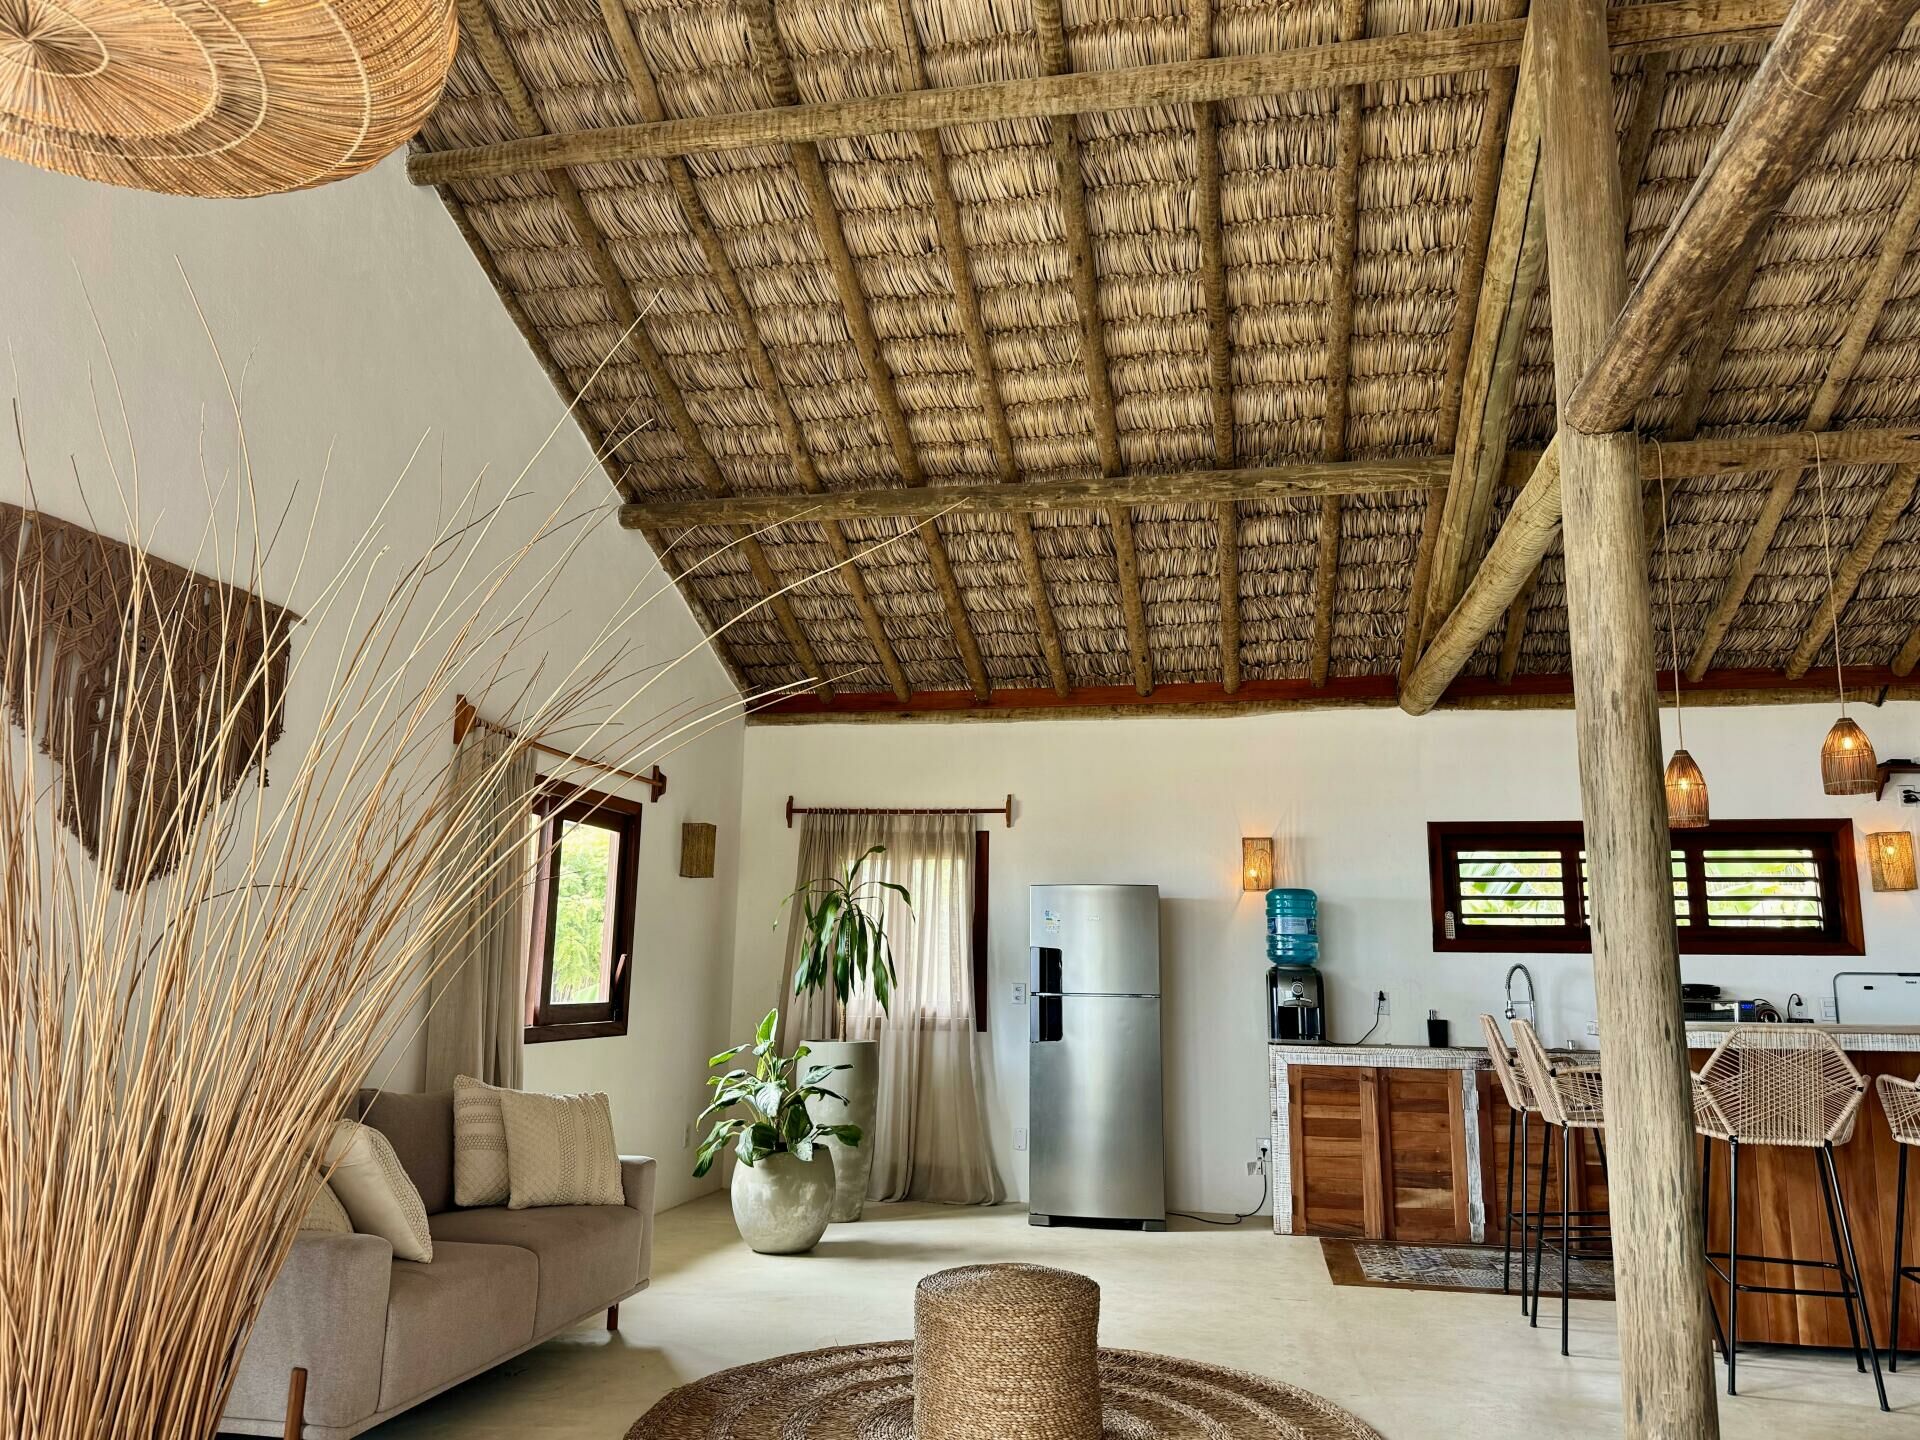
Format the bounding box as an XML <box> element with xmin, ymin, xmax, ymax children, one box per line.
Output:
<box><xmin>731</xmin><ymin>1149</ymin><xmax>837</xmax><ymax>1255</ymax></box>
<box><xmin>804</xmin><ymin>1038</ymin><xmax>879</xmax><ymax>1221</ymax></box>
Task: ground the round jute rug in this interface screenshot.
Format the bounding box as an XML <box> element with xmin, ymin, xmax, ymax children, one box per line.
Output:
<box><xmin>626</xmin><ymin>1342</ymin><xmax>1385</xmax><ymax>1440</ymax></box>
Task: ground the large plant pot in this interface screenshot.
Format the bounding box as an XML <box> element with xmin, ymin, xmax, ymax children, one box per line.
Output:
<box><xmin>730</xmin><ymin>1149</ymin><xmax>836</xmax><ymax>1255</ymax></box>
<box><xmin>804</xmin><ymin>1038</ymin><xmax>879</xmax><ymax>1221</ymax></box>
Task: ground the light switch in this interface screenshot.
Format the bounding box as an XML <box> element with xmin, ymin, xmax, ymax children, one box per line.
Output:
<box><xmin>1011</xmin><ymin>981</ymin><xmax>1028</xmax><ymax>1005</ymax></box>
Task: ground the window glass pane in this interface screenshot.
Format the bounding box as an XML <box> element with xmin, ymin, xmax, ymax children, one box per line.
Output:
<box><xmin>1457</xmin><ymin>850</ymin><xmax>1567</xmax><ymax>925</ymax></box>
<box><xmin>1700</xmin><ymin>847</ymin><xmax>1824</xmax><ymax>928</ymax></box>
<box><xmin>551</xmin><ymin>820</ymin><xmax>617</xmax><ymax>1004</ymax></box>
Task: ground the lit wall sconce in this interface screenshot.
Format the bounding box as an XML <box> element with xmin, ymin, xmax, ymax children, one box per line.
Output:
<box><xmin>1867</xmin><ymin>829</ymin><xmax>1916</xmax><ymax>892</ymax></box>
<box><xmin>1242</xmin><ymin>837</ymin><xmax>1274</xmax><ymax>892</ymax></box>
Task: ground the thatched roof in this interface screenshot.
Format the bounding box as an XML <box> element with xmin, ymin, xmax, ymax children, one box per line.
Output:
<box><xmin>408</xmin><ymin>0</ymin><xmax>1920</xmax><ymax>720</ymax></box>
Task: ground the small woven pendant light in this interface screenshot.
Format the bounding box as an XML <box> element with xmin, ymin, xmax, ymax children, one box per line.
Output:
<box><xmin>1656</xmin><ymin>451</ymin><xmax>1709</xmax><ymax>827</ymax></box>
<box><xmin>1810</xmin><ymin>437</ymin><xmax>1880</xmax><ymax>795</ymax></box>
<box><xmin>0</xmin><ymin>0</ymin><xmax>458</xmax><ymax>197</ymax></box>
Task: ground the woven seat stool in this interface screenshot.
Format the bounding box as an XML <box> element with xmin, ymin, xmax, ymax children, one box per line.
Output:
<box><xmin>1480</xmin><ymin>1014</ymin><xmax>1542</xmax><ymax>1310</ymax></box>
<box><xmin>1877</xmin><ymin>1073</ymin><xmax>1920</xmax><ymax>1371</ymax></box>
<box><xmin>1511</xmin><ymin>1019</ymin><xmax>1612</xmax><ymax>1355</ymax></box>
<box><xmin>1694</xmin><ymin>1025</ymin><xmax>1886</xmax><ymax>1410</ymax></box>
<box><xmin>914</xmin><ymin>1265</ymin><xmax>1101</xmax><ymax>1440</ymax></box>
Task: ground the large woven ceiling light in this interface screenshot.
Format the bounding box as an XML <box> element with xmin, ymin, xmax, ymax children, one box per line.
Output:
<box><xmin>0</xmin><ymin>0</ymin><xmax>457</xmax><ymax>197</ymax></box>
<box><xmin>1655</xmin><ymin>449</ymin><xmax>1709</xmax><ymax>828</ymax></box>
<box><xmin>1811</xmin><ymin>434</ymin><xmax>1879</xmax><ymax>795</ymax></box>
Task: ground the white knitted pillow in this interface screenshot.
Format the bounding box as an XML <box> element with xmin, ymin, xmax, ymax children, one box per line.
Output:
<box><xmin>498</xmin><ymin>1090</ymin><xmax>623</xmax><ymax>1209</ymax></box>
<box><xmin>452</xmin><ymin>1074</ymin><xmax>512</xmax><ymax>1207</ymax></box>
<box><xmin>322</xmin><ymin>1120</ymin><xmax>433</xmax><ymax>1261</ymax></box>
<box><xmin>298</xmin><ymin>1176</ymin><xmax>352</xmax><ymax>1234</ymax></box>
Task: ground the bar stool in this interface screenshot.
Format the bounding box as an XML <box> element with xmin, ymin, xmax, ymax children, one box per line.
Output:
<box><xmin>1877</xmin><ymin>1073</ymin><xmax>1920</xmax><ymax>1371</ymax></box>
<box><xmin>1692</xmin><ymin>1025</ymin><xmax>1885</xmax><ymax>1410</ymax></box>
<box><xmin>1479</xmin><ymin>1013</ymin><xmax>1539</xmax><ymax>1310</ymax></box>
<box><xmin>1511</xmin><ymin>1019</ymin><xmax>1610</xmax><ymax>1356</ymax></box>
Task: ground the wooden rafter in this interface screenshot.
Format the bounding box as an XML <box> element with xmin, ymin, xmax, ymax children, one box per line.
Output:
<box><xmin>1310</xmin><ymin>0</ymin><xmax>1369</xmax><ymax>690</ymax></box>
<box><xmin>1398</xmin><ymin>497</ymin><xmax>1444</xmax><ymax>685</ymax></box>
<box><xmin>451</xmin><ymin>0</ymin><xmax>831</xmax><ymax>700</ymax></box>
<box><xmin>593</xmin><ymin>0</ymin><xmax>908</xmax><ymax>703</ymax></box>
<box><xmin>877</xmin><ymin>0</ymin><xmax>1069</xmax><ymax>697</ymax></box>
<box><xmin>408</xmin><ymin>0</ymin><xmax>1793</xmax><ymax>185</ymax></box>
<box><xmin>738</xmin><ymin>0</ymin><xmax>991</xmax><ymax>702</ymax></box>
<box><xmin>1664</xmin><ymin>243</ymin><xmax>1763</xmax><ymax>440</ymax></box>
<box><xmin>1032</xmin><ymin>0</ymin><xmax>1153</xmax><ymax>696</ymax></box>
<box><xmin>1687</xmin><ymin>164</ymin><xmax>1920</xmax><ymax>678</ymax></box>
<box><xmin>1783</xmin><ymin>461</ymin><xmax>1920</xmax><ymax>677</ymax></box>
<box><xmin>1190</xmin><ymin>0</ymin><xmax>1241</xmax><ymax>693</ymax></box>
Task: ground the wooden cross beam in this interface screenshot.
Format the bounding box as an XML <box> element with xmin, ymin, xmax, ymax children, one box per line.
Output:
<box><xmin>407</xmin><ymin>0</ymin><xmax>1793</xmax><ymax>185</ymax></box>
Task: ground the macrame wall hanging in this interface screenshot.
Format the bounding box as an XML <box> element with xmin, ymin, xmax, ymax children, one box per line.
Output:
<box><xmin>0</xmin><ymin>504</ymin><xmax>294</xmax><ymax>888</ymax></box>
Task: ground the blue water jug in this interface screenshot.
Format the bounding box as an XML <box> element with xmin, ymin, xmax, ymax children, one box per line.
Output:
<box><xmin>1266</xmin><ymin>888</ymin><xmax>1318</xmax><ymax>964</ymax></box>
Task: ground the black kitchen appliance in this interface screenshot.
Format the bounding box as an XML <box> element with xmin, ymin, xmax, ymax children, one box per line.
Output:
<box><xmin>1268</xmin><ymin>964</ymin><xmax>1325</xmax><ymax>1044</ymax></box>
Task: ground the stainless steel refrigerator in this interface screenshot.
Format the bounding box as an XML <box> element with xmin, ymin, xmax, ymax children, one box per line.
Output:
<box><xmin>1028</xmin><ymin>884</ymin><xmax>1166</xmax><ymax>1230</ymax></box>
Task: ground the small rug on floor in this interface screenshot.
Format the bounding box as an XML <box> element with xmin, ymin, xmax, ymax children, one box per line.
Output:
<box><xmin>627</xmin><ymin>1342</ymin><xmax>1384</xmax><ymax>1439</ymax></box>
<box><xmin>1321</xmin><ymin>1239</ymin><xmax>1613</xmax><ymax>1299</ymax></box>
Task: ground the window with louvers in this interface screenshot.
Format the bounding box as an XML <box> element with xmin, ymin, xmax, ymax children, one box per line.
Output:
<box><xmin>1428</xmin><ymin>820</ymin><xmax>1862</xmax><ymax>956</ymax></box>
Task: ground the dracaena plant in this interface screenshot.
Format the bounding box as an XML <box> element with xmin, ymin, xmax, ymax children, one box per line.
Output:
<box><xmin>778</xmin><ymin>843</ymin><xmax>912</xmax><ymax>1025</ymax></box>
<box><xmin>692</xmin><ymin>1009</ymin><xmax>863</xmax><ymax>1176</ymax></box>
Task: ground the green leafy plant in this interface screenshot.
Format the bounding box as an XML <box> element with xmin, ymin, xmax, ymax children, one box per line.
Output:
<box><xmin>692</xmin><ymin>1009</ymin><xmax>863</xmax><ymax>1177</ymax></box>
<box><xmin>778</xmin><ymin>844</ymin><xmax>912</xmax><ymax>1018</ymax></box>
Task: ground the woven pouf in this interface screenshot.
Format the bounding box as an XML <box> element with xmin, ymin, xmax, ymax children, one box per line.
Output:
<box><xmin>914</xmin><ymin>1265</ymin><xmax>1101</xmax><ymax>1440</ymax></box>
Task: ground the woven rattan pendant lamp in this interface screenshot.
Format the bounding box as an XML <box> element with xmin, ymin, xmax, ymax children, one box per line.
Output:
<box><xmin>1656</xmin><ymin>452</ymin><xmax>1709</xmax><ymax>827</ymax></box>
<box><xmin>1810</xmin><ymin>437</ymin><xmax>1879</xmax><ymax>795</ymax></box>
<box><xmin>0</xmin><ymin>0</ymin><xmax>457</xmax><ymax>197</ymax></box>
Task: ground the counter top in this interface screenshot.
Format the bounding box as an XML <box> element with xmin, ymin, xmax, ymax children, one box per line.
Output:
<box><xmin>1269</xmin><ymin>1022</ymin><xmax>1920</xmax><ymax>1060</ymax></box>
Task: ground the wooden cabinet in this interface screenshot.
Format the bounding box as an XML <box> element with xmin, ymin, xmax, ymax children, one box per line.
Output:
<box><xmin>1286</xmin><ymin>1064</ymin><xmax>1472</xmax><ymax>1242</ymax></box>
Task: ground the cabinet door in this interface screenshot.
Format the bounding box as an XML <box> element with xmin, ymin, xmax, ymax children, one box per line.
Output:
<box><xmin>1288</xmin><ymin>1066</ymin><xmax>1381</xmax><ymax>1237</ymax></box>
<box><xmin>1290</xmin><ymin>1064</ymin><xmax>1474</xmax><ymax>1242</ymax></box>
<box><xmin>1384</xmin><ymin>1068</ymin><xmax>1467</xmax><ymax>1242</ymax></box>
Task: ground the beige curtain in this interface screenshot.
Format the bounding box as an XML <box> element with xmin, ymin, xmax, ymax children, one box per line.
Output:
<box><xmin>778</xmin><ymin>812</ymin><xmax>1002</xmax><ymax>1205</ymax></box>
<box><xmin>422</xmin><ymin>727</ymin><xmax>536</xmax><ymax>1091</ymax></box>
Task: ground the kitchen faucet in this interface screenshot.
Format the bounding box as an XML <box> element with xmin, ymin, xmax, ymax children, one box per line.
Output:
<box><xmin>1504</xmin><ymin>963</ymin><xmax>1537</xmax><ymax>1024</ymax></box>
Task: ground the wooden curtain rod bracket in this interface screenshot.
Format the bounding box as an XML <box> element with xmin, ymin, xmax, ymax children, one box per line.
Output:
<box><xmin>454</xmin><ymin>695</ymin><xmax>667</xmax><ymax>802</ymax></box>
<box><xmin>786</xmin><ymin>794</ymin><xmax>1014</xmax><ymax>828</ymax></box>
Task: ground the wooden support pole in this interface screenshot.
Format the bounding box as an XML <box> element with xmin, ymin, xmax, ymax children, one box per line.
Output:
<box><xmin>1565</xmin><ymin>0</ymin><xmax>1920</xmax><ymax>435</ymax></box>
<box><xmin>1687</xmin><ymin>163</ymin><xmax>1920</xmax><ymax>678</ymax></box>
<box><xmin>879</xmin><ymin>0</ymin><xmax>1069</xmax><ymax>697</ymax></box>
<box><xmin>739</xmin><ymin>0</ymin><xmax>990</xmax><ymax>702</ymax></box>
<box><xmin>1784</xmin><ymin>462</ymin><xmax>1920</xmax><ymax>676</ymax></box>
<box><xmin>1034</xmin><ymin>0</ymin><xmax>1153</xmax><ymax>695</ymax></box>
<box><xmin>1311</xmin><ymin>0</ymin><xmax>1368</xmax><ymax>688</ymax></box>
<box><xmin>408</xmin><ymin>0</ymin><xmax>1792</xmax><ymax>185</ymax></box>
<box><xmin>1539</xmin><ymin>0</ymin><xmax>1719</xmax><ymax>1428</ymax></box>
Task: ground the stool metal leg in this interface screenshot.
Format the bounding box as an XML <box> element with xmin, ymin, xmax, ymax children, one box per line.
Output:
<box><xmin>1815</xmin><ymin>1143</ymin><xmax>1868</xmax><ymax>1375</ymax></box>
<box><xmin>1559</xmin><ymin>1123</ymin><xmax>1572</xmax><ymax>1356</ymax></box>
<box><xmin>1516</xmin><ymin>1108</ymin><xmax>1531</xmax><ymax>1315</ymax></box>
<box><xmin>1820</xmin><ymin>1142</ymin><xmax>1888</xmax><ymax>1412</ymax></box>
<box><xmin>1528</xmin><ymin>1120</ymin><xmax>1552</xmax><ymax>1327</ymax></box>
<box><xmin>1727</xmin><ymin>1138</ymin><xmax>1739</xmax><ymax>1396</ymax></box>
<box><xmin>1502</xmin><ymin>1106</ymin><xmax>1518</xmax><ymax>1295</ymax></box>
<box><xmin>1699</xmin><ymin>1138</ymin><xmax>1726</xmax><ymax>1359</ymax></box>
<box><xmin>1893</xmin><ymin>1144</ymin><xmax>1908</xmax><ymax>1373</ymax></box>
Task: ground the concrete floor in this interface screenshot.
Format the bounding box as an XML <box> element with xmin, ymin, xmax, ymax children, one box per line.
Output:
<box><xmin>372</xmin><ymin>1195</ymin><xmax>1916</xmax><ymax>1439</ymax></box>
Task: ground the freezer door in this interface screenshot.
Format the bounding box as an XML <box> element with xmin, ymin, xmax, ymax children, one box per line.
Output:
<box><xmin>1030</xmin><ymin>994</ymin><xmax>1166</xmax><ymax>1223</ymax></box>
<box><xmin>1028</xmin><ymin>884</ymin><xmax>1161</xmax><ymax>995</ymax></box>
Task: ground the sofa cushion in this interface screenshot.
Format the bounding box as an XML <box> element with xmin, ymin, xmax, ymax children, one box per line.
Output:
<box><xmin>453</xmin><ymin>1074</ymin><xmax>512</xmax><ymax>1207</ymax></box>
<box><xmin>323</xmin><ymin>1120</ymin><xmax>433</xmax><ymax>1263</ymax></box>
<box><xmin>356</xmin><ymin>1089</ymin><xmax>455</xmax><ymax>1215</ymax></box>
<box><xmin>498</xmin><ymin>1089</ymin><xmax>624</xmax><ymax>1209</ymax></box>
<box><xmin>429</xmin><ymin>1204</ymin><xmax>644</xmax><ymax>1335</ymax></box>
<box><xmin>378</xmin><ymin>1240</ymin><xmax>537</xmax><ymax>1412</ymax></box>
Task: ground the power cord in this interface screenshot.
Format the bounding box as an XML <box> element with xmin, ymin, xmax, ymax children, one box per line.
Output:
<box><xmin>1347</xmin><ymin>989</ymin><xmax>1386</xmax><ymax>1046</ymax></box>
<box><xmin>1167</xmin><ymin>1165</ymin><xmax>1270</xmax><ymax>1227</ymax></box>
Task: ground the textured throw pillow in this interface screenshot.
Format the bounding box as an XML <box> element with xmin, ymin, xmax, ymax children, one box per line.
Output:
<box><xmin>453</xmin><ymin>1074</ymin><xmax>512</xmax><ymax>1207</ymax></box>
<box><xmin>498</xmin><ymin>1089</ymin><xmax>624</xmax><ymax>1209</ymax></box>
<box><xmin>322</xmin><ymin>1119</ymin><xmax>434</xmax><ymax>1261</ymax></box>
<box><xmin>298</xmin><ymin>1177</ymin><xmax>352</xmax><ymax>1234</ymax></box>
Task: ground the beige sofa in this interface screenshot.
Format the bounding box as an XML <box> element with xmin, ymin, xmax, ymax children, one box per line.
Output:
<box><xmin>219</xmin><ymin>1090</ymin><xmax>656</xmax><ymax>1439</ymax></box>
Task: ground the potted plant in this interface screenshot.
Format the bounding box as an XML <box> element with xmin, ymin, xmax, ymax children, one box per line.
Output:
<box><xmin>778</xmin><ymin>844</ymin><xmax>911</xmax><ymax>1221</ymax></box>
<box><xmin>694</xmin><ymin>1009</ymin><xmax>863</xmax><ymax>1254</ymax></box>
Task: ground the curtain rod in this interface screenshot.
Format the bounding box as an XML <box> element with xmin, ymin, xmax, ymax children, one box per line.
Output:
<box><xmin>454</xmin><ymin>695</ymin><xmax>667</xmax><ymax>802</ymax></box>
<box><xmin>786</xmin><ymin>794</ymin><xmax>1013</xmax><ymax>829</ymax></box>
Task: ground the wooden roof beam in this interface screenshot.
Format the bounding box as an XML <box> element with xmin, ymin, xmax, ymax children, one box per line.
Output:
<box><xmin>595</xmin><ymin>0</ymin><xmax>908</xmax><ymax>703</ymax></box>
<box><xmin>1565</xmin><ymin>0</ymin><xmax>1920</xmax><ymax>435</ymax></box>
<box><xmin>739</xmin><ymin>0</ymin><xmax>991</xmax><ymax>703</ymax></box>
<box><xmin>452</xmin><ymin>0</ymin><xmax>830</xmax><ymax>700</ymax></box>
<box><xmin>880</xmin><ymin>0</ymin><xmax>1069</xmax><ymax>698</ymax></box>
<box><xmin>1033</xmin><ymin>0</ymin><xmax>1153</xmax><ymax>696</ymax></box>
<box><xmin>1190</xmin><ymin>0</ymin><xmax>1242</xmax><ymax>694</ymax></box>
<box><xmin>1784</xmin><ymin>461</ymin><xmax>1920</xmax><ymax>677</ymax></box>
<box><xmin>408</xmin><ymin>0</ymin><xmax>1793</xmax><ymax>184</ymax></box>
<box><xmin>1310</xmin><ymin>0</ymin><xmax>1369</xmax><ymax>690</ymax></box>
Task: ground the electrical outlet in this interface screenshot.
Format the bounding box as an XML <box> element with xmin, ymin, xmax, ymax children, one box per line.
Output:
<box><xmin>1820</xmin><ymin>996</ymin><xmax>1839</xmax><ymax>1022</ymax></box>
<box><xmin>1013</xmin><ymin>1127</ymin><xmax>1028</xmax><ymax>1152</ymax></box>
<box><xmin>1585</xmin><ymin>1020</ymin><xmax>1601</xmax><ymax>1039</ymax></box>
<box><xmin>1248</xmin><ymin>1136</ymin><xmax>1271</xmax><ymax>1176</ymax></box>
<box><xmin>1011</xmin><ymin>981</ymin><xmax>1028</xmax><ymax>1005</ymax></box>
<box><xmin>1376</xmin><ymin>989</ymin><xmax>1391</xmax><ymax>1018</ymax></box>
<box><xmin>1902</xmin><ymin>786</ymin><xmax>1920</xmax><ymax>807</ymax></box>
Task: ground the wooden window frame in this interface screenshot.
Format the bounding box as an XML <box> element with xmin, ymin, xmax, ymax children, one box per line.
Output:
<box><xmin>524</xmin><ymin>780</ymin><xmax>642</xmax><ymax>1045</ymax></box>
<box><xmin>1428</xmin><ymin>818</ymin><xmax>1864</xmax><ymax>957</ymax></box>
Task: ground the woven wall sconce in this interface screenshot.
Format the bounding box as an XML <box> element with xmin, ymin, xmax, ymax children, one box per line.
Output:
<box><xmin>1868</xmin><ymin>831</ymin><xmax>1917</xmax><ymax>892</ymax></box>
<box><xmin>1664</xmin><ymin>749</ymin><xmax>1710</xmax><ymax>829</ymax></box>
<box><xmin>1821</xmin><ymin>716</ymin><xmax>1879</xmax><ymax>796</ymax></box>
<box><xmin>680</xmin><ymin>822</ymin><xmax>717</xmax><ymax>879</ymax></box>
<box><xmin>1242</xmin><ymin>837</ymin><xmax>1274</xmax><ymax>892</ymax></box>
<box><xmin>0</xmin><ymin>1</ymin><xmax>457</xmax><ymax>197</ymax></box>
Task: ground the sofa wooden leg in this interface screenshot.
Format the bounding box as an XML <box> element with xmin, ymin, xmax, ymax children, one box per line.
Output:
<box><xmin>284</xmin><ymin>1366</ymin><xmax>307</xmax><ymax>1438</ymax></box>
<box><xmin>607</xmin><ymin>1303</ymin><xmax>620</xmax><ymax>1332</ymax></box>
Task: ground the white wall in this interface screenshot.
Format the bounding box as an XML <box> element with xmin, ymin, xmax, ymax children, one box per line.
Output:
<box><xmin>731</xmin><ymin>702</ymin><xmax>1920</xmax><ymax>1214</ymax></box>
<box><xmin>2</xmin><ymin>155</ymin><xmax>741</xmax><ymax>1211</ymax></box>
